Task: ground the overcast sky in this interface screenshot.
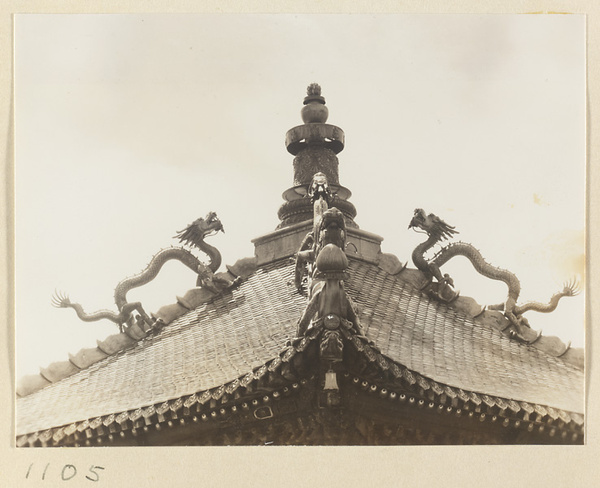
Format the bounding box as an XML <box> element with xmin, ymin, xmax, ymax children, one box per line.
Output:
<box><xmin>15</xmin><ymin>14</ymin><xmax>585</xmax><ymax>379</ymax></box>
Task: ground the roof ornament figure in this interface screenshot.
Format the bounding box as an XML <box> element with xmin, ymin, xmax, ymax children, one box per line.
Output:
<box><xmin>295</xmin><ymin>212</ymin><xmax>366</xmax><ymax>406</ymax></box>
<box><xmin>294</xmin><ymin>173</ymin><xmax>370</xmax><ymax>406</ymax></box>
<box><xmin>308</xmin><ymin>171</ymin><xmax>332</xmax><ymax>206</ymax></box>
<box><xmin>52</xmin><ymin>212</ymin><xmax>225</xmax><ymax>332</ymax></box>
<box><xmin>408</xmin><ymin>208</ymin><xmax>580</xmax><ymax>342</ymax></box>
<box><xmin>295</xmin><ymin>172</ymin><xmax>337</xmax><ymax>293</ymax></box>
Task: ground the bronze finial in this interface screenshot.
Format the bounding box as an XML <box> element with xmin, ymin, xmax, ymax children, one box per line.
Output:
<box><xmin>307</xmin><ymin>83</ymin><xmax>322</xmax><ymax>97</ymax></box>
<box><xmin>303</xmin><ymin>83</ymin><xmax>326</xmax><ymax>106</ymax></box>
<box><xmin>302</xmin><ymin>83</ymin><xmax>328</xmax><ymax>122</ymax></box>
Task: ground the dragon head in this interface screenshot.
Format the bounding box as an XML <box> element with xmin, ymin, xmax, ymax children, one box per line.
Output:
<box><xmin>320</xmin><ymin>207</ymin><xmax>345</xmax><ymax>231</ymax></box>
<box><xmin>409</xmin><ymin>208</ymin><xmax>458</xmax><ymax>242</ymax></box>
<box><xmin>317</xmin><ymin>207</ymin><xmax>346</xmax><ymax>249</ymax></box>
<box><xmin>203</xmin><ymin>211</ymin><xmax>224</xmax><ymax>234</ymax></box>
<box><xmin>174</xmin><ymin>212</ymin><xmax>224</xmax><ymax>249</ymax></box>
<box><xmin>308</xmin><ymin>172</ymin><xmax>332</xmax><ymax>205</ymax></box>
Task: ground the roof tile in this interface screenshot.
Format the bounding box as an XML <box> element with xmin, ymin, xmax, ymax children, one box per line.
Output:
<box><xmin>96</xmin><ymin>334</ymin><xmax>136</xmax><ymax>355</ymax></box>
<box><xmin>178</xmin><ymin>288</ymin><xmax>217</xmax><ymax>311</ymax></box>
<box><xmin>16</xmin><ymin>374</ymin><xmax>51</xmax><ymax>397</ymax></box>
<box><xmin>40</xmin><ymin>360</ymin><xmax>80</xmax><ymax>383</ymax></box>
<box><xmin>376</xmin><ymin>252</ymin><xmax>406</xmax><ymax>275</ymax></box>
<box><xmin>68</xmin><ymin>347</ymin><xmax>109</xmax><ymax>370</ymax></box>
<box><xmin>153</xmin><ymin>302</ymin><xmax>189</xmax><ymax>325</ymax></box>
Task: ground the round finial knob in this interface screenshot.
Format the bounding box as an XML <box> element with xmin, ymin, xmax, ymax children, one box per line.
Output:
<box><xmin>302</xmin><ymin>83</ymin><xmax>328</xmax><ymax>123</ymax></box>
<box><xmin>307</xmin><ymin>83</ymin><xmax>322</xmax><ymax>97</ymax></box>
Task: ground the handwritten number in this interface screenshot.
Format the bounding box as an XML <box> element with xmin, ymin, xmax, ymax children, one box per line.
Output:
<box><xmin>24</xmin><ymin>463</ymin><xmax>105</xmax><ymax>481</ymax></box>
<box><xmin>85</xmin><ymin>465</ymin><xmax>105</xmax><ymax>482</ymax></box>
<box><xmin>61</xmin><ymin>465</ymin><xmax>77</xmax><ymax>481</ymax></box>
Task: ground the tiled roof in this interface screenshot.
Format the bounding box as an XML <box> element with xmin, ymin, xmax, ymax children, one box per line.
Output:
<box><xmin>16</xmin><ymin>255</ymin><xmax>584</xmax><ymax>437</ymax></box>
<box><xmin>348</xmin><ymin>260</ymin><xmax>583</xmax><ymax>414</ymax></box>
<box><xmin>17</xmin><ymin>259</ymin><xmax>305</xmax><ymax>436</ymax></box>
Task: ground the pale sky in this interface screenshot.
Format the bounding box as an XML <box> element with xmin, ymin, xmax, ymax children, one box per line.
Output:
<box><xmin>15</xmin><ymin>14</ymin><xmax>585</xmax><ymax>379</ymax></box>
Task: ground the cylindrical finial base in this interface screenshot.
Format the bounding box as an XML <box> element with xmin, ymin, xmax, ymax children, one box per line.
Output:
<box><xmin>293</xmin><ymin>146</ymin><xmax>339</xmax><ymax>187</ymax></box>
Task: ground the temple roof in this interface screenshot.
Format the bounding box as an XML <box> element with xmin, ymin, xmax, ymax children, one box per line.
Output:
<box><xmin>16</xmin><ymin>254</ymin><xmax>584</xmax><ymax>439</ymax></box>
<box><xmin>16</xmin><ymin>84</ymin><xmax>584</xmax><ymax>446</ymax></box>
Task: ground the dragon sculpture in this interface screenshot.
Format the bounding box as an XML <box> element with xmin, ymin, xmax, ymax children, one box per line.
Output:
<box><xmin>52</xmin><ymin>212</ymin><xmax>225</xmax><ymax>332</ymax></box>
<box><xmin>408</xmin><ymin>208</ymin><xmax>579</xmax><ymax>340</ymax></box>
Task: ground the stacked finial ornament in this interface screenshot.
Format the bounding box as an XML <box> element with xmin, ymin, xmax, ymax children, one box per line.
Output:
<box><xmin>279</xmin><ymin>83</ymin><xmax>356</xmax><ymax>228</ymax></box>
<box><xmin>301</xmin><ymin>83</ymin><xmax>329</xmax><ymax>123</ymax></box>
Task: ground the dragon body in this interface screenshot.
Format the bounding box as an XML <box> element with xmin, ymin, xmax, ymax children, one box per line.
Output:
<box><xmin>53</xmin><ymin>212</ymin><xmax>224</xmax><ymax>331</ymax></box>
<box><xmin>409</xmin><ymin>208</ymin><xmax>579</xmax><ymax>338</ymax></box>
<box><xmin>429</xmin><ymin>241</ymin><xmax>521</xmax><ymax>310</ymax></box>
<box><xmin>113</xmin><ymin>247</ymin><xmax>207</xmax><ymax>311</ymax></box>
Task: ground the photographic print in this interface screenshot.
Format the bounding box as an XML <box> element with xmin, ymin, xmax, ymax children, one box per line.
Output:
<box><xmin>14</xmin><ymin>13</ymin><xmax>585</xmax><ymax>448</ymax></box>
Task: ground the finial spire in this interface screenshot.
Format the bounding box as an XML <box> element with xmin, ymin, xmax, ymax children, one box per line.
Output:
<box><xmin>277</xmin><ymin>85</ymin><xmax>356</xmax><ymax>229</ymax></box>
<box><xmin>301</xmin><ymin>83</ymin><xmax>328</xmax><ymax>123</ymax></box>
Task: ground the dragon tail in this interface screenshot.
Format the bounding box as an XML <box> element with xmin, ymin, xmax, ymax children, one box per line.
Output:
<box><xmin>52</xmin><ymin>291</ymin><xmax>122</xmax><ymax>325</ymax></box>
<box><xmin>514</xmin><ymin>279</ymin><xmax>580</xmax><ymax>315</ymax></box>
